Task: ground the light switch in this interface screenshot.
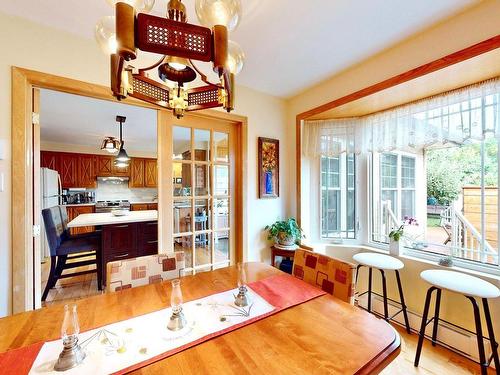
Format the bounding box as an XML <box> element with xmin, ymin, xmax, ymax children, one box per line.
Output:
<box><xmin>0</xmin><ymin>140</ymin><xmax>5</xmax><ymax>160</ymax></box>
<box><xmin>0</xmin><ymin>173</ymin><xmax>4</xmax><ymax>192</ymax></box>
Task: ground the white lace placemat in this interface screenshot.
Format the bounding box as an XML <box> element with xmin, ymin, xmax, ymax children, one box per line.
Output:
<box><xmin>29</xmin><ymin>287</ymin><xmax>274</xmax><ymax>374</ymax></box>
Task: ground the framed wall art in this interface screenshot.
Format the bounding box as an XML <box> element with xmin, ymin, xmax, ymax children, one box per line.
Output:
<box><xmin>258</xmin><ymin>137</ymin><xmax>279</xmax><ymax>198</ymax></box>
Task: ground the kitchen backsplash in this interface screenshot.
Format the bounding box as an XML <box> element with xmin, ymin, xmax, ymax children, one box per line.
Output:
<box><xmin>95</xmin><ymin>179</ymin><xmax>157</xmax><ymax>202</ymax></box>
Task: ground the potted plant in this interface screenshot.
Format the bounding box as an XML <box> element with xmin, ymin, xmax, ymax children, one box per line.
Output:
<box><xmin>265</xmin><ymin>218</ymin><xmax>304</xmax><ymax>248</ymax></box>
<box><xmin>388</xmin><ymin>216</ymin><xmax>418</xmax><ymax>256</ymax></box>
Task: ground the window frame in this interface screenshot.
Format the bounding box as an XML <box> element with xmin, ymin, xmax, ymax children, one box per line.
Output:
<box><xmin>319</xmin><ymin>154</ymin><xmax>357</xmax><ymax>241</ymax></box>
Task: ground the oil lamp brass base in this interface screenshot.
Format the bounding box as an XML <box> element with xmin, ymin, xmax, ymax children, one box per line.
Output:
<box><xmin>167</xmin><ymin>309</ymin><xmax>187</xmax><ymax>331</ymax></box>
<box><xmin>54</xmin><ymin>336</ymin><xmax>86</xmax><ymax>372</ymax></box>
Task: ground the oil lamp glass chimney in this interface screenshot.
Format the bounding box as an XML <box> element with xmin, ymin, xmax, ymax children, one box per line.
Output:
<box><xmin>234</xmin><ymin>262</ymin><xmax>248</xmax><ymax>307</ymax></box>
<box><xmin>53</xmin><ymin>305</ymin><xmax>86</xmax><ymax>371</ymax></box>
<box><xmin>167</xmin><ymin>279</ymin><xmax>187</xmax><ymax>331</ymax></box>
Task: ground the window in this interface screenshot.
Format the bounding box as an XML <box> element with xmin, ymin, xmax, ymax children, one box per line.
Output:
<box><xmin>304</xmin><ymin>78</ymin><xmax>500</xmax><ymax>272</ymax></box>
<box><xmin>372</xmin><ymin>153</ymin><xmax>417</xmax><ymax>244</ymax></box>
<box><xmin>320</xmin><ymin>154</ymin><xmax>356</xmax><ymax>239</ymax></box>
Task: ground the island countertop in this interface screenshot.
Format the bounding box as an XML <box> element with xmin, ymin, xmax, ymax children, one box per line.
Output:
<box><xmin>67</xmin><ymin>210</ymin><xmax>158</xmax><ymax>227</ymax></box>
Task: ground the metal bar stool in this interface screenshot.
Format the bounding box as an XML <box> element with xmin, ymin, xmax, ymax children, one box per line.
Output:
<box><xmin>414</xmin><ymin>269</ymin><xmax>500</xmax><ymax>375</ymax></box>
<box><xmin>353</xmin><ymin>252</ymin><xmax>411</xmax><ymax>333</ymax></box>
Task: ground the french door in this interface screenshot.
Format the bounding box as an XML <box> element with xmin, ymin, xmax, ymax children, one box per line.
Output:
<box><xmin>168</xmin><ymin>118</ymin><xmax>236</xmax><ymax>273</ymax></box>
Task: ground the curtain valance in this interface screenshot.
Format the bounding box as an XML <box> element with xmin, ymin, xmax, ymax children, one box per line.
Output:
<box><xmin>303</xmin><ymin>78</ymin><xmax>500</xmax><ymax>158</ymax></box>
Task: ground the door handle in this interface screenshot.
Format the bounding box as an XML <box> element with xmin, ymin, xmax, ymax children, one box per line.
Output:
<box><xmin>147</xmin><ymin>240</ymin><xmax>158</xmax><ymax>244</ymax></box>
<box><xmin>114</xmin><ymin>253</ymin><xmax>129</xmax><ymax>258</ymax></box>
<box><xmin>114</xmin><ymin>225</ymin><xmax>129</xmax><ymax>228</ymax></box>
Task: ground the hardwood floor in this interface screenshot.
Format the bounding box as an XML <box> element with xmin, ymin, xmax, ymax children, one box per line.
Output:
<box><xmin>40</xmin><ymin>256</ymin><xmax>102</xmax><ymax>307</ymax></box>
<box><xmin>383</xmin><ymin>325</ymin><xmax>497</xmax><ymax>375</ymax></box>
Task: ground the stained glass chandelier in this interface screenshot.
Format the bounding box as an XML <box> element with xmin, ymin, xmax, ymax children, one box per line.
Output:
<box><xmin>95</xmin><ymin>0</ymin><xmax>244</xmax><ymax>118</ymax></box>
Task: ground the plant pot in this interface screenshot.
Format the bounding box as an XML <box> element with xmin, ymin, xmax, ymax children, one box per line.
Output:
<box><xmin>277</xmin><ymin>233</ymin><xmax>295</xmax><ymax>246</ymax></box>
<box><xmin>389</xmin><ymin>239</ymin><xmax>402</xmax><ymax>256</ymax></box>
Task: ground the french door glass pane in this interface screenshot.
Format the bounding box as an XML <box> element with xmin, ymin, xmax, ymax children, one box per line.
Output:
<box><xmin>214</xmin><ymin>198</ymin><xmax>229</xmax><ymax>229</ymax></box>
<box><xmin>173</xmin><ymin>200</ymin><xmax>191</xmax><ymax>234</ymax></box>
<box><xmin>214</xmin><ymin>165</ymin><xmax>229</xmax><ymax>196</ymax></box>
<box><xmin>174</xmin><ymin>236</ymin><xmax>193</xmax><ymax>268</ymax></box>
<box><xmin>173</xmin><ymin>126</ymin><xmax>191</xmax><ymax>160</ymax></box>
<box><xmin>214</xmin><ymin>132</ymin><xmax>229</xmax><ymax>162</ymax></box>
<box><xmin>173</xmin><ymin>162</ymin><xmax>191</xmax><ymax>196</ymax></box>
<box><xmin>195</xmin><ymin>199</ymin><xmax>211</xmax><ymax>230</ymax></box>
<box><xmin>195</xmin><ymin>233</ymin><xmax>212</xmax><ymax>267</ymax></box>
<box><xmin>194</xmin><ymin>164</ymin><xmax>210</xmax><ymax>196</ymax></box>
<box><xmin>215</xmin><ymin>231</ymin><xmax>230</xmax><ymax>263</ymax></box>
<box><xmin>194</xmin><ymin>129</ymin><xmax>210</xmax><ymax>161</ymax></box>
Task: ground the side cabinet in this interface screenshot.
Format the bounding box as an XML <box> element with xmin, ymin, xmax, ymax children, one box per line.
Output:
<box><xmin>66</xmin><ymin>205</ymin><xmax>95</xmax><ymax>235</ymax></box>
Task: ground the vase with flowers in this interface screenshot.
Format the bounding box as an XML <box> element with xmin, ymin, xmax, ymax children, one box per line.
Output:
<box><xmin>388</xmin><ymin>216</ymin><xmax>418</xmax><ymax>256</ymax></box>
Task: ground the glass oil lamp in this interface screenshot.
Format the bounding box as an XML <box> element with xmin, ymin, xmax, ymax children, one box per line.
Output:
<box><xmin>54</xmin><ymin>305</ymin><xmax>86</xmax><ymax>371</ymax></box>
<box><xmin>167</xmin><ymin>279</ymin><xmax>187</xmax><ymax>331</ymax></box>
<box><xmin>234</xmin><ymin>262</ymin><xmax>248</xmax><ymax>307</ymax></box>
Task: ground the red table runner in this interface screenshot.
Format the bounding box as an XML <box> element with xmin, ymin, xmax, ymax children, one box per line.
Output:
<box><xmin>0</xmin><ymin>273</ymin><xmax>325</xmax><ymax>374</ymax></box>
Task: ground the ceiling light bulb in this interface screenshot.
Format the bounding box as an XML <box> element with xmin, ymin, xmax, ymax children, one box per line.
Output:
<box><xmin>168</xmin><ymin>62</ymin><xmax>187</xmax><ymax>71</ymax></box>
<box><xmin>106</xmin><ymin>0</ymin><xmax>155</xmax><ymax>13</ymax></box>
<box><xmin>195</xmin><ymin>0</ymin><xmax>242</xmax><ymax>32</ymax></box>
<box><xmin>95</xmin><ymin>16</ymin><xmax>117</xmax><ymax>55</ymax></box>
<box><xmin>226</xmin><ymin>40</ymin><xmax>245</xmax><ymax>75</ymax></box>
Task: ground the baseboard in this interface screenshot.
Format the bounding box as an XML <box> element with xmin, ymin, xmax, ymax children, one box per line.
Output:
<box><xmin>356</xmin><ymin>293</ymin><xmax>496</xmax><ymax>368</ymax></box>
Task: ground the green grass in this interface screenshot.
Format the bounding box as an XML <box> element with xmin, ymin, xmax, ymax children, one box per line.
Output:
<box><xmin>427</xmin><ymin>215</ymin><xmax>441</xmax><ymax>227</ymax></box>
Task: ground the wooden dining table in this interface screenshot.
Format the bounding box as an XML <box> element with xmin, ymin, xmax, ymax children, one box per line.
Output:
<box><xmin>0</xmin><ymin>263</ymin><xmax>400</xmax><ymax>374</ymax></box>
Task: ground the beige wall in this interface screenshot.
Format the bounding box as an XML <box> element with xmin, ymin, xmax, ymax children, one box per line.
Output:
<box><xmin>287</xmin><ymin>0</ymin><xmax>500</xmax><ymax>337</ymax></box>
<box><xmin>0</xmin><ymin>12</ymin><xmax>289</xmax><ymax>316</ymax></box>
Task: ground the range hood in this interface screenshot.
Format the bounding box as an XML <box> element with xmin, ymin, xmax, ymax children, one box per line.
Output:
<box><xmin>97</xmin><ymin>176</ymin><xmax>130</xmax><ymax>183</ymax></box>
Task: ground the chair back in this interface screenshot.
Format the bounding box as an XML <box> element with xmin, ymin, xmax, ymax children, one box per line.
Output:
<box><xmin>292</xmin><ymin>249</ymin><xmax>356</xmax><ymax>304</ymax></box>
<box><xmin>41</xmin><ymin>207</ymin><xmax>65</xmax><ymax>256</ymax></box>
<box><xmin>107</xmin><ymin>252</ymin><xmax>185</xmax><ymax>292</ymax></box>
<box><xmin>59</xmin><ymin>206</ymin><xmax>70</xmax><ymax>236</ymax></box>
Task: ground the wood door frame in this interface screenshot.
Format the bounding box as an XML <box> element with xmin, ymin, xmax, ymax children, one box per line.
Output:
<box><xmin>11</xmin><ymin>67</ymin><xmax>248</xmax><ymax>314</ymax></box>
<box><xmin>295</xmin><ymin>35</ymin><xmax>500</xmax><ymax>224</ymax></box>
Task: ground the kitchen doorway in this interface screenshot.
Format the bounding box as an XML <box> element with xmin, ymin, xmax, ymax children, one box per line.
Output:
<box><xmin>37</xmin><ymin>89</ymin><xmax>158</xmax><ymax>307</ymax></box>
<box><xmin>11</xmin><ymin>68</ymin><xmax>247</xmax><ymax>314</ymax></box>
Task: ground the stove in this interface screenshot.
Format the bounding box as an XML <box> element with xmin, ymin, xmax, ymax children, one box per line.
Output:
<box><xmin>95</xmin><ymin>200</ymin><xmax>131</xmax><ymax>213</ymax></box>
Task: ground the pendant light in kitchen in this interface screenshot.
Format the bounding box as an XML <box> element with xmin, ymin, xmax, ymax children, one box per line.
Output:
<box><xmin>114</xmin><ymin>115</ymin><xmax>130</xmax><ymax>168</ymax></box>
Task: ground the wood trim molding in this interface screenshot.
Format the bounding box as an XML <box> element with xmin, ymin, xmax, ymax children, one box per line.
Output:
<box><xmin>11</xmin><ymin>67</ymin><xmax>248</xmax><ymax>313</ymax></box>
<box><xmin>294</xmin><ymin>36</ymin><xmax>500</xmax><ymax>226</ymax></box>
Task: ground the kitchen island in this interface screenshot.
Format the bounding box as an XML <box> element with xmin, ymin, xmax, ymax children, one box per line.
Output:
<box><xmin>68</xmin><ymin>210</ymin><xmax>158</xmax><ymax>287</ymax></box>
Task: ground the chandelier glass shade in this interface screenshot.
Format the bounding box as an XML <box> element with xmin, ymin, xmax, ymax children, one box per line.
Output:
<box><xmin>195</xmin><ymin>0</ymin><xmax>242</xmax><ymax>32</ymax></box>
<box><xmin>96</xmin><ymin>0</ymin><xmax>244</xmax><ymax>119</ymax></box>
<box><xmin>100</xmin><ymin>136</ymin><xmax>121</xmax><ymax>153</ymax></box>
<box><xmin>106</xmin><ymin>0</ymin><xmax>155</xmax><ymax>13</ymax></box>
<box><xmin>95</xmin><ymin>16</ymin><xmax>117</xmax><ymax>54</ymax></box>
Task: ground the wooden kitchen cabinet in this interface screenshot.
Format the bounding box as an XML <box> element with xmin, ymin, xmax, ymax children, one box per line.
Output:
<box><xmin>78</xmin><ymin>154</ymin><xmax>96</xmax><ymax>188</ymax></box>
<box><xmin>147</xmin><ymin>203</ymin><xmax>158</xmax><ymax>210</ymax></box>
<box><xmin>66</xmin><ymin>205</ymin><xmax>95</xmax><ymax>235</ymax></box>
<box><xmin>59</xmin><ymin>153</ymin><xmax>78</xmax><ymax>188</ymax></box>
<box><xmin>40</xmin><ymin>151</ymin><xmax>59</xmax><ymax>171</ymax></box>
<box><xmin>145</xmin><ymin>159</ymin><xmax>158</xmax><ymax>188</ymax></box>
<box><xmin>96</xmin><ymin>155</ymin><xmax>113</xmax><ymax>177</ymax></box>
<box><xmin>112</xmin><ymin>159</ymin><xmax>130</xmax><ymax>176</ymax></box>
<box><xmin>131</xmin><ymin>203</ymin><xmax>149</xmax><ymax>211</ymax></box>
<box><xmin>129</xmin><ymin>158</ymin><xmax>145</xmax><ymax>188</ymax></box>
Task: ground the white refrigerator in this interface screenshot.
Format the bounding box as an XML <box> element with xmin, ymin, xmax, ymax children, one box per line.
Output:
<box><xmin>41</xmin><ymin>168</ymin><xmax>62</xmax><ymax>259</ymax></box>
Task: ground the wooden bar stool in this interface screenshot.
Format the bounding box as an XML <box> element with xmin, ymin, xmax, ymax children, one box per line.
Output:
<box><xmin>353</xmin><ymin>252</ymin><xmax>411</xmax><ymax>333</ymax></box>
<box><xmin>414</xmin><ymin>269</ymin><xmax>500</xmax><ymax>375</ymax></box>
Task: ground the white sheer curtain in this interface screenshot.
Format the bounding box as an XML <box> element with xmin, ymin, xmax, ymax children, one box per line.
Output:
<box><xmin>303</xmin><ymin>78</ymin><xmax>500</xmax><ymax>158</ymax></box>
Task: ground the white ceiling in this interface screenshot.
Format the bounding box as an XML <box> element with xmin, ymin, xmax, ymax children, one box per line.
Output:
<box><xmin>1</xmin><ymin>0</ymin><xmax>479</xmax><ymax>98</ymax></box>
<box><xmin>40</xmin><ymin>89</ymin><xmax>157</xmax><ymax>153</ymax></box>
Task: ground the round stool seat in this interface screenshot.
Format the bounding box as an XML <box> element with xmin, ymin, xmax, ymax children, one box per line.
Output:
<box><xmin>420</xmin><ymin>270</ymin><xmax>500</xmax><ymax>299</ymax></box>
<box><xmin>353</xmin><ymin>252</ymin><xmax>404</xmax><ymax>270</ymax></box>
